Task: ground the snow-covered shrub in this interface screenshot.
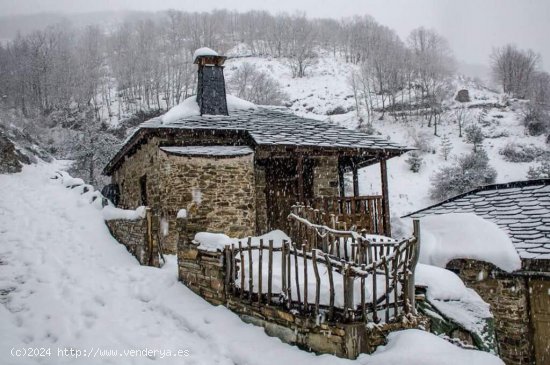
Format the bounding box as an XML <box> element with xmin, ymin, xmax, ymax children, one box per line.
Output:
<box><xmin>409</xmin><ymin>128</ymin><xmax>435</xmax><ymax>154</ymax></box>
<box><xmin>484</xmin><ymin>127</ymin><xmax>509</xmax><ymax>139</ymax></box>
<box><xmin>523</xmin><ymin>105</ymin><xmax>549</xmax><ymax>136</ymax></box>
<box><xmin>326</xmin><ymin>106</ymin><xmax>348</xmax><ymax>115</ymax></box>
<box><xmin>430</xmin><ymin>149</ymin><xmax>497</xmax><ymax>201</ymax></box>
<box><xmin>526</xmin><ymin>161</ymin><xmax>550</xmax><ymax>179</ymax></box>
<box><xmin>464</xmin><ymin>124</ymin><xmax>484</xmax><ymax>151</ymax></box>
<box><xmin>406</xmin><ymin>151</ymin><xmax>423</xmax><ymax>173</ymax></box>
<box><xmin>499</xmin><ymin>142</ymin><xmax>547</xmax><ymax>162</ymax></box>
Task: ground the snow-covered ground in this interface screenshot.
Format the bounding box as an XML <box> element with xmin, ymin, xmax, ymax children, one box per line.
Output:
<box><xmin>0</xmin><ymin>162</ymin><xmax>504</xmax><ymax>364</ymax></box>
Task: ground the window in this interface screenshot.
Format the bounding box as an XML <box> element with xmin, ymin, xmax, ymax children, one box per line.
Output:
<box><xmin>139</xmin><ymin>175</ymin><xmax>148</xmax><ymax>206</ymax></box>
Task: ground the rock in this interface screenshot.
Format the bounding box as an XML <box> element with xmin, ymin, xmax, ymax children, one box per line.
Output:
<box><xmin>0</xmin><ymin>130</ymin><xmax>29</xmax><ymax>174</ymax></box>
<box><xmin>455</xmin><ymin>89</ymin><xmax>471</xmax><ymax>103</ymax></box>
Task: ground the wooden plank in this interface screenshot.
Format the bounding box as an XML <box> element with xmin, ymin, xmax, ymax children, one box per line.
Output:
<box><xmin>268</xmin><ymin>240</ymin><xmax>273</xmax><ymax>304</ymax></box>
<box><xmin>403</xmin><ymin>241</ymin><xmax>411</xmax><ymax>314</ymax></box>
<box><xmin>379</xmin><ymin>158</ymin><xmax>391</xmax><ymax>236</ymax></box>
<box><xmin>287</xmin><ymin>241</ymin><xmax>292</xmax><ymax>306</ymax></box>
<box><xmin>247</xmin><ymin>237</ymin><xmax>253</xmax><ymax>303</ymax></box>
<box><xmin>393</xmin><ymin>245</ymin><xmax>400</xmax><ymax>317</ymax></box>
<box><xmin>281</xmin><ymin>239</ymin><xmax>287</xmax><ymax>301</ymax></box>
<box><xmin>258</xmin><ymin>239</ymin><xmax>263</xmax><ymax>305</ymax></box>
<box><xmin>231</xmin><ymin>244</ymin><xmax>237</xmax><ymax>296</ymax></box>
<box><xmin>409</xmin><ymin>220</ymin><xmax>421</xmax><ymax>315</ymax></box>
<box><xmin>239</xmin><ymin>241</ymin><xmax>245</xmax><ymax>300</ymax></box>
<box><xmin>312</xmin><ymin>250</ymin><xmax>321</xmax><ymax>316</ymax></box>
<box><xmin>302</xmin><ymin>244</ymin><xmax>308</xmax><ymax>311</ymax></box>
<box><xmin>383</xmin><ymin>256</ymin><xmax>390</xmax><ymax>323</ymax></box>
<box><xmin>325</xmin><ymin>253</ymin><xmax>335</xmax><ymax>320</ymax></box>
<box><xmin>224</xmin><ymin>245</ymin><xmax>231</xmax><ymax>296</ymax></box>
<box><xmin>293</xmin><ymin>243</ymin><xmax>301</xmax><ymax>307</ymax></box>
<box><xmin>372</xmin><ymin>260</ymin><xmax>379</xmax><ymax>323</ymax></box>
<box><xmin>361</xmin><ymin>264</ymin><xmax>366</xmax><ymax>321</ymax></box>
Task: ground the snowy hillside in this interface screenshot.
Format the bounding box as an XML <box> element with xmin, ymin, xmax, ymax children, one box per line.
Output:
<box><xmin>0</xmin><ymin>162</ymin><xmax>504</xmax><ymax>365</ymax></box>
<box><xmin>224</xmin><ymin>52</ymin><xmax>548</xmax><ymax>217</ymax></box>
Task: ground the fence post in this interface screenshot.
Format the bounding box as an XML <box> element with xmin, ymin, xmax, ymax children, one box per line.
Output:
<box><xmin>409</xmin><ymin>219</ymin><xmax>421</xmax><ymax>315</ymax></box>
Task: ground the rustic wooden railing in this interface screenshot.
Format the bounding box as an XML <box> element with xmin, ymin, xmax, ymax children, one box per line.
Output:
<box><xmin>223</xmin><ymin>217</ymin><xmax>420</xmax><ymax>324</ymax></box>
<box><xmin>287</xmin><ymin>204</ymin><xmax>397</xmax><ymax>265</ymax></box>
<box><xmin>225</xmin><ymin>236</ymin><xmax>417</xmax><ymax>323</ymax></box>
<box><xmin>304</xmin><ymin>196</ymin><xmax>385</xmax><ymax>234</ymax></box>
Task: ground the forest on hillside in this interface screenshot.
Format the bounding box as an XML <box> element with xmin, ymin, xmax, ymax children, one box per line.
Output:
<box><xmin>0</xmin><ymin>10</ymin><xmax>548</xmax><ymax>191</ymax></box>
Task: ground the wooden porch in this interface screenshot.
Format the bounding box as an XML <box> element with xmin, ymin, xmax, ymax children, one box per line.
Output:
<box><xmin>261</xmin><ymin>153</ymin><xmax>392</xmax><ymax>237</ymax></box>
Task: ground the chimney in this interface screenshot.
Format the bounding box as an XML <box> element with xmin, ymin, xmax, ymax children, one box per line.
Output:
<box><xmin>194</xmin><ymin>48</ymin><xmax>228</xmax><ymax>116</ymax></box>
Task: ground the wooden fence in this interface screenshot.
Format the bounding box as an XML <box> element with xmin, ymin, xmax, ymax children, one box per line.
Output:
<box><xmin>223</xmin><ymin>214</ymin><xmax>420</xmax><ymax>324</ymax></box>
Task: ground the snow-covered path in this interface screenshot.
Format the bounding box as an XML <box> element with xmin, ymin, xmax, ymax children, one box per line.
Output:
<box><xmin>0</xmin><ymin>162</ymin><xmax>503</xmax><ymax>365</ymax></box>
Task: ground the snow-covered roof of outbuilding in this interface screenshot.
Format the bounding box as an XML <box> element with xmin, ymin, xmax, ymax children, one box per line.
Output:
<box><xmin>104</xmin><ymin>95</ymin><xmax>410</xmax><ymax>175</ymax></box>
<box><xmin>405</xmin><ymin>179</ymin><xmax>550</xmax><ymax>260</ymax></box>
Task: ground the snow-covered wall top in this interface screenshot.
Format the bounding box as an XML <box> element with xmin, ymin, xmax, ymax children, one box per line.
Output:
<box><xmin>193</xmin><ymin>230</ymin><xmax>290</xmax><ymax>252</ymax></box>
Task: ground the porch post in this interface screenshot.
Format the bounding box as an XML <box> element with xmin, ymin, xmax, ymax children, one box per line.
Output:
<box><xmin>297</xmin><ymin>156</ymin><xmax>304</xmax><ymax>203</ymax></box>
<box><xmin>352</xmin><ymin>162</ymin><xmax>359</xmax><ymax>197</ymax></box>
<box><xmin>379</xmin><ymin>157</ymin><xmax>391</xmax><ymax>236</ymax></box>
<box><xmin>338</xmin><ymin>161</ymin><xmax>345</xmax><ymax>198</ymax></box>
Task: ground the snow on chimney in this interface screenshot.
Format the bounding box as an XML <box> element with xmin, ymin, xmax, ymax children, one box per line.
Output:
<box><xmin>193</xmin><ymin>47</ymin><xmax>228</xmax><ymax>116</ymax></box>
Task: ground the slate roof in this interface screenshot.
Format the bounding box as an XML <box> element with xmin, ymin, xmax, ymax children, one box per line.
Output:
<box><xmin>105</xmin><ymin>106</ymin><xmax>410</xmax><ymax>175</ymax></box>
<box><xmin>405</xmin><ymin>179</ymin><xmax>550</xmax><ymax>260</ymax></box>
<box><xmin>160</xmin><ymin>146</ymin><xmax>254</xmax><ymax>157</ymax></box>
<box><xmin>142</xmin><ymin>107</ymin><xmax>406</xmax><ymax>150</ymax></box>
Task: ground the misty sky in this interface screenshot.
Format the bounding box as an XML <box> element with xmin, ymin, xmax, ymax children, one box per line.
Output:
<box><xmin>1</xmin><ymin>0</ymin><xmax>549</xmax><ymax>70</ymax></box>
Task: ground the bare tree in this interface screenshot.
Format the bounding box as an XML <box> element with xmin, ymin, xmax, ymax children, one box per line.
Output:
<box><xmin>286</xmin><ymin>14</ymin><xmax>317</xmax><ymax>78</ymax></box>
<box><xmin>491</xmin><ymin>44</ymin><xmax>540</xmax><ymax>98</ymax></box>
<box><xmin>453</xmin><ymin>106</ymin><xmax>470</xmax><ymax>137</ymax></box>
<box><xmin>228</xmin><ymin>62</ymin><xmax>288</xmax><ymax>105</ymax></box>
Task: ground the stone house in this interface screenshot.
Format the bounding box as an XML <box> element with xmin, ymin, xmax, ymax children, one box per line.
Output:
<box><xmin>102</xmin><ymin>50</ymin><xmax>410</xmax><ymax>254</ymax></box>
<box><xmin>406</xmin><ymin>179</ymin><xmax>550</xmax><ymax>365</ymax></box>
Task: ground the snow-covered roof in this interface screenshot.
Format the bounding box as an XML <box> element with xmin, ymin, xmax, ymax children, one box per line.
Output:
<box><xmin>193</xmin><ymin>47</ymin><xmax>219</xmax><ymax>62</ymax></box>
<box><xmin>104</xmin><ymin>95</ymin><xmax>409</xmax><ymax>175</ymax></box>
<box><xmin>418</xmin><ymin>213</ymin><xmax>521</xmax><ymax>272</ymax></box>
<box><xmin>406</xmin><ymin>179</ymin><xmax>550</xmax><ymax>260</ymax></box>
<box><xmin>160</xmin><ymin>146</ymin><xmax>254</xmax><ymax>157</ymax></box>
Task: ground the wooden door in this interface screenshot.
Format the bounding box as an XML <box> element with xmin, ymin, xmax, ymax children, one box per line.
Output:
<box><xmin>529</xmin><ymin>279</ymin><xmax>550</xmax><ymax>365</ymax></box>
<box><xmin>265</xmin><ymin>159</ymin><xmax>298</xmax><ymax>232</ymax></box>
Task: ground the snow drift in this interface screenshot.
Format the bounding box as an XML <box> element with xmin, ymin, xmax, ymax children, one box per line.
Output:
<box><xmin>418</xmin><ymin>213</ymin><xmax>521</xmax><ymax>272</ymax></box>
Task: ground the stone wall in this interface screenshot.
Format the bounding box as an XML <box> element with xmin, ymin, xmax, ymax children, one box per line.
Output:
<box><xmin>176</xmin><ymin>216</ymin><xmax>425</xmax><ymax>359</ymax></box>
<box><xmin>105</xmin><ymin>212</ymin><xmax>160</xmax><ymax>267</ymax></box>
<box><xmin>228</xmin><ymin>301</ymin><xmax>425</xmax><ymax>359</ymax></box>
<box><xmin>176</xmin><ymin>217</ymin><xmax>226</xmax><ymax>305</ymax></box>
<box><xmin>447</xmin><ymin>259</ymin><xmax>534</xmax><ymax>365</ymax></box>
<box><xmin>113</xmin><ymin>137</ymin><xmax>163</xmax><ymax>211</ymax></box>
<box><xmin>112</xmin><ymin>137</ymin><xmax>256</xmax><ymax>254</ymax></box>
<box><xmin>158</xmin><ymin>150</ymin><xmax>256</xmax><ymax>249</ymax></box>
<box><xmin>313</xmin><ymin>156</ymin><xmax>339</xmax><ymax>197</ymax></box>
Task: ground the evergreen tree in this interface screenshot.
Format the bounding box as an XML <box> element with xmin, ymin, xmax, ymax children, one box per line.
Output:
<box><xmin>465</xmin><ymin>123</ymin><xmax>484</xmax><ymax>152</ymax></box>
<box><xmin>406</xmin><ymin>151</ymin><xmax>423</xmax><ymax>173</ymax></box>
<box><xmin>440</xmin><ymin>134</ymin><xmax>453</xmax><ymax>161</ymax></box>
